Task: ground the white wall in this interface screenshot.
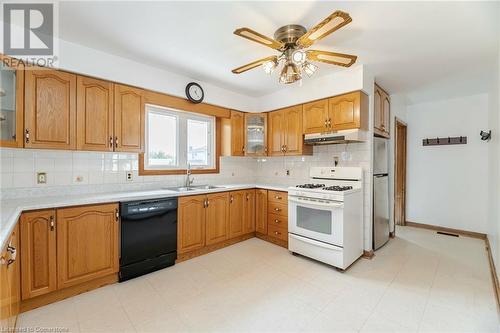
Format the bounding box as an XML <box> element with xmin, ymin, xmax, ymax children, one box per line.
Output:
<box><xmin>406</xmin><ymin>94</ymin><xmax>490</xmax><ymax>233</ymax></box>
<box><xmin>492</xmin><ymin>37</ymin><xmax>500</xmax><ymax>276</ymax></box>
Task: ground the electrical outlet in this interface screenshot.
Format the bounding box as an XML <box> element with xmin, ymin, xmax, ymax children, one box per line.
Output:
<box><xmin>37</xmin><ymin>172</ymin><xmax>47</xmax><ymax>184</ymax></box>
<box><xmin>286</xmin><ymin>170</ymin><xmax>290</xmax><ymax>176</ymax></box>
<box><xmin>126</xmin><ymin>171</ymin><xmax>133</xmax><ymax>181</ymax></box>
<box><xmin>75</xmin><ymin>175</ymin><xmax>84</xmax><ymax>183</ymax></box>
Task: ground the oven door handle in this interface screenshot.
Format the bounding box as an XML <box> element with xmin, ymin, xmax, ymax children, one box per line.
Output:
<box><xmin>289</xmin><ymin>196</ymin><xmax>344</xmax><ymax>208</ymax></box>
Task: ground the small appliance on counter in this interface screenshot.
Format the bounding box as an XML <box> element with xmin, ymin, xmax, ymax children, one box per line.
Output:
<box><xmin>288</xmin><ymin>167</ymin><xmax>364</xmax><ymax>270</ymax></box>
<box><xmin>373</xmin><ymin>136</ymin><xmax>390</xmax><ymax>250</ymax></box>
<box><xmin>119</xmin><ymin>198</ymin><xmax>177</xmax><ymax>281</ymax></box>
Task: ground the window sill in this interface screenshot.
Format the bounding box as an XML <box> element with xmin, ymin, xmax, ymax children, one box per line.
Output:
<box><xmin>138</xmin><ymin>153</ymin><xmax>219</xmax><ymax>175</ymax></box>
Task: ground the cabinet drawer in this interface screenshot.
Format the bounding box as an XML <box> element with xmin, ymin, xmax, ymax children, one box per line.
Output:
<box><xmin>268</xmin><ymin>224</ymin><xmax>287</xmax><ymax>241</ymax></box>
<box><xmin>267</xmin><ymin>213</ymin><xmax>288</xmax><ymax>230</ymax></box>
<box><xmin>268</xmin><ymin>201</ymin><xmax>287</xmax><ymax>217</ymax></box>
<box><xmin>268</xmin><ymin>191</ymin><xmax>288</xmax><ymax>204</ymax></box>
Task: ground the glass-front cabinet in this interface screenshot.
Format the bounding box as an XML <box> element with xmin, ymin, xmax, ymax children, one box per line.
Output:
<box><xmin>244</xmin><ymin>113</ymin><xmax>267</xmax><ymax>156</ymax></box>
<box><xmin>0</xmin><ymin>55</ymin><xmax>24</xmax><ymax>148</ymax></box>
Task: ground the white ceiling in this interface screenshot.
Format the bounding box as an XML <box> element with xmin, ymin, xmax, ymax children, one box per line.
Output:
<box><xmin>59</xmin><ymin>1</ymin><xmax>499</xmax><ymax>101</ymax></box>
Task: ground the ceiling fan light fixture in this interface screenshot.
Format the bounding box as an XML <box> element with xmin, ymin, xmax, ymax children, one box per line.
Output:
<box><xmin>279</xmin><ymin>62</ymin><xmax>301</xmax><ymax>84</ymax></box>
<box><xmin>291</xmin><ymin>49</ymin><xmax>306</xmax><ymax>65</ymax></box>
<box><xmin>262</xmin><ymin>59</ymin><xmax>277</xmax><ymax>74</ymax></box>
<box><xmin>303</xmin><ymin>62</ymin><xmax>318</xmax><ymax>77</ymax></box>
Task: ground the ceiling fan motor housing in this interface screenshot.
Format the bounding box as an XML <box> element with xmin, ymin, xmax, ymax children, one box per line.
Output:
<box><xmin>274</xmin><ymin>25</ymin><xmax>307</xmax><ymax>47</ymax></box>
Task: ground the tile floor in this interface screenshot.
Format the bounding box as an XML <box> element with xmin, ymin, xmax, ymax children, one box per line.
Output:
<box><xmin>18</xmin><ymin>226</ymin><xmax>499</xmax><ymax>332</ymax></box>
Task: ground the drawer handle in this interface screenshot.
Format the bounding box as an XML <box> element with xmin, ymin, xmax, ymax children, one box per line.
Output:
<box><xmin>274</xmin><ymin>219</ymin><xmax>279</xmax><ymax>223</ymax></box>
<box><xmin>274</xmin><ymin>231</ymin><xmax>281</xmax><ymax>235</ymax></box>
<box><xmin>274</xmin><ymin>208</ymin><xmax>281</xmax><ymax>212</ymax></box>
<box><xmin>50</xmin><ymin>215</ymin><xmax>55</xmax><ymax>231</ymax></box>
<box><xmin>275</xmin><ymin>196</ymin><xmax>282</xmax><ymax>200</ymax></box>
<box><xmin>6</xmin><ymin>245</ymin><xmax>16</xmax><ymax>266</ymax></box>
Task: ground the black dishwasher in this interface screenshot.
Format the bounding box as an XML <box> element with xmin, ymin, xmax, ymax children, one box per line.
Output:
<box><xmin>119</xmin><ymin>198</ymin><xmax>177</xmax><ymax>282</ymax></box>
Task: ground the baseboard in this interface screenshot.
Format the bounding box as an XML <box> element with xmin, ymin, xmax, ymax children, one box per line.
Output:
<box><xmin>21</xmin><ymin>273</ymin><xmax>118</xmax><ymax>313</ymax></box>
<box><xmin>255</xmin><ymin>232</ymin><xmax>288</xmax><ymax>248</ymax></box>
<box><xmin>485</xmin><ymin>236</ymin><xmax>500</xmax><ymax>313</ymax></box>
<box><xmin>176</xmin><ymin>232</ymin><xmax>255</xmax><ymax>263</ymax></box>
<box><xmin>405</xmin><ymin>221</ymin><xmax>486</xmax><ymax>240</ymax></box>
<box><xmin>362</xmin><ymin>250</ymin><xmax>374</xmax><ymax>259</ymax></box>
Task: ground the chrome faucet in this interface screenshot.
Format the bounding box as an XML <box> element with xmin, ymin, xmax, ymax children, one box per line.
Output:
<box><xmin>185</xmin><ymin>163</ymin><xmax>194</xmax><ymax>188</ymax></box>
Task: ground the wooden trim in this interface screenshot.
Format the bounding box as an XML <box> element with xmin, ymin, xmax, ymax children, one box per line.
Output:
<box><xmin>176</xmin><ymin>232</ymin><xmax>254</xmax><ymax>263</ymax></box>
<box><xmin>362</xmin><ymin>250</ymin><xmax>375</xmax><ymax>259</ymax></box>
<box><xmin>20</xmin><ymin>273</ymin><xmax>117</xmax><ymax>313</ymax></box>
<box><xmin>255</xmin><ymin>232</ymin><xmax>288</xmax><ymax>248</ymax></box>
<box><xmin>0</xmin><ymin>54</ymin><xmax>24</xmax><ymax>148</ymax></box>
<box><xmin>405</xmin><ymin>221</ymin><xmax>486</xmax><ymax>240</ymax></box>
<box><xmin>144</xmin><ymin>90</ymin><xmax>230</xmax><ymax>118</ymax></box>
<box><xmin>485</xmin><ymin>236</ymin><xmax>500</xmax><ymax>313</ymax></box>
<box><xmin>394</xmin><ymin>118</ymin><xmax>407</xmax><ymax>229</ymax></box>
<box><xmin>139</xmin><ymin>118</ymin><xmax>221</xmax><ymax>176</ymax></box>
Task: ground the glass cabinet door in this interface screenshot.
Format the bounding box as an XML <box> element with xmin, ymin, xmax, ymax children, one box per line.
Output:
<box><xmin>0</xmin><ymin>55</ymin><xmax>24</xmax><ymax>148</ymax></box>
<box><xmin>245</xmin><ymin>113</ymin><xmax>267</xmax><ymax>156</ymax></box>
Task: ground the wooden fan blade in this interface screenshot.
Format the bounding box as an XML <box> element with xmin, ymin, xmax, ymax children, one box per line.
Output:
<box><xmin>234</xmin><ymin>28</ymin><xmax>284</xmax><ymax>50</ymax></box>
<box><xmin>297</xmin><ymin>11</ymin><xmax>352</xmax><ymax>48</ymax></box>
<box><xmin>307</xmin><ymin>50</ymin><xmax>357</xmax><ymax>67</ymax></box>
<box><xmin>232</xmin><ymin>56</ymin><xmax>278</xmax><ymax>74</ymax></box>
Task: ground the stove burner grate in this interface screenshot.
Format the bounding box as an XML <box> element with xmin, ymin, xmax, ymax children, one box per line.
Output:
<box><xmin>322</xmin><ymin>185</ymin><xmax>353</xmax><ymax>191</ymax></box>
<box><xmin>295</xmin><ymin>183</ymin><xmax>326</xmax><ymax>189</ymax></box>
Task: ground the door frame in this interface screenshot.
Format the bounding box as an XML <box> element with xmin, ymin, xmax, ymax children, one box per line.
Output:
<box><xmin>393</xmin><ymin>118</ymin><xmax>407</xmax><ymax>230</ymax></box>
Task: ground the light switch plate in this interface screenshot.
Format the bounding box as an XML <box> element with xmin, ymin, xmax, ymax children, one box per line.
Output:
<box><xmin>37</xmin><ymin>172</ymin><xmax>47</xmax><ymax>184</ymax></box>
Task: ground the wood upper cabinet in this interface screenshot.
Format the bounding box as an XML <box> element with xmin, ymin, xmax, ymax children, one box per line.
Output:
<box><xmin>245</xmin><ymin>113</ymin><xmax>267</xmax><ymax>156</ymax></box>
<box><xmin>114</xmin><ymin>84</ymin><xmax>144</xmax><ymax>152</ymax></box>
<box><xmin>0</xmin><ymin>55</ymin><xmax>24</xmax><ymax>148</ymax></box>
<box><xmin>255</xmin><ymin>189</ymin><xmax>268</xmax><ymax>234</ymax></box>
<box><xmin>24</xmin><ymin>69</ymin><xmax>77</xmax><ymax>149</ymax></box>
<box><xmin>228</xmin><ymin>191</ymin><xmax>245</xmax><ymax>238</ymax></box>
<box><xmin>243</xmin><ymin>189</ymin><xmax>256</xmax><ymax>233</ymax></box>
<box><xmin>77</xmin><ymin>76</ymin><xmax>114</xmax><ymax>151</ymax></box>
<box><xmin>56</xmin><ymin>203</ymin><xmax>119</xmax><ymax>289</ymax></box>
<box><xmin>329</xmin><ymin>91</ymin><xmax>368</xmax><ymax>131</ymax></box>
<box><xmin>20</xmin><ymin>209</ymin><xmax>57</xmax><ymax>300</ymax></box>
<box><xmin>268</xmin><ymin>110</ymin><xmax>285</xmax><ymax>156</ymax></box>
<box><xmin>205</xmin><ymin>192</ymin><xmax>229</xmax><ymax>246</ymax></box>
<box><xmin>178</xmin><ymin>195</ymin><xmax>206</xmax><ymax>253</ymax></box>
<box><xmin>230</xmin><ymin>110</ymin><xmax>245</xmax><ymax>156</ymax></box>
<box><xmin>374</xmin><ymin>84</ymin><xmax>390</xmax><ymax>138</ymax></box>
<box><xmin>0</xmin><ymin>223</ymin><xmax>20</xmax><ymax>332</ymax></box>
<box><xmin>302</xmin><ymin>99</ymin><xmax>329</xmax><ymax>134</ymax></box>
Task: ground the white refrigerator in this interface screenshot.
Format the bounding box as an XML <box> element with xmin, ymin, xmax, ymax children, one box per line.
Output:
<box><xmin>373</xmin><ymin>137</ymin><xmax>390</xmax><ymax>250</ymax></box>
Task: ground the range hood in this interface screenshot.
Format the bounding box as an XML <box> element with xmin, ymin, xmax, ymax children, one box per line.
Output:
<box><xmin>304</xmin><ymin>129</ymin><xmax>368</xmax><ymax>145</ymax></box>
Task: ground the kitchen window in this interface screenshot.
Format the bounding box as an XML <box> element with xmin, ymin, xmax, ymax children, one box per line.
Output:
<box><xmin>144</xmin><ymin>104</ymin><xmax>216</xmax><ymax>171</ymax></box>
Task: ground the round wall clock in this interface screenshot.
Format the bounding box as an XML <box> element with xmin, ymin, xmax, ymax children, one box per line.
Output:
<box><xmin>185</xmin><ymin>82</ymin><xmax>204</xmax><ymax>104</ymax></box>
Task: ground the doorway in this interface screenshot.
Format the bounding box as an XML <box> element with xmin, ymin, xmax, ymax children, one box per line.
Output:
<box><xmin>394</xmin><ymin>118</ymin><xmax>407</xmax><ymax>227</ymax></box>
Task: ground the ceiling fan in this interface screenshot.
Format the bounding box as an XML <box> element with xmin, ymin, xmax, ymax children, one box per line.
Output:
<box><xmin>232</xmin><ymin>10</ymin><xmax>357</xmax><ymax>84</ymax></box>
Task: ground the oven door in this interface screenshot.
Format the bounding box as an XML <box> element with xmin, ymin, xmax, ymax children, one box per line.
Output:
<box><xmin>288</xmin><ymin>196</ymin><xmax>344</xmax><ymax>246</ymax></box>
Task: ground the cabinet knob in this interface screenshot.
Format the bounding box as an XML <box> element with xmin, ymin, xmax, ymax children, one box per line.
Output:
<box><xmin>109</xmin><ymin>136</ymin><xmax>114</xmax><ymax>148</ymax></box>
<box><xmin>274</xmin><ymin>231</ymin><xmax>281</xmax><ymax>235</ymax></box>
<box><xmin>25</xmin><ymin>129</ymin><xmax>30</xmax><ymax>144</ymax></box>
<box><xmin>114</xmin><ymin>136</ymin><xmax>119</xmax><ymax>148</ymax></box>
<box><xmin>274</xmin><ymin>208</ymin><xmax>280</xmax><ymax>212</ymax></box>
<box><xmin>275</xmin><ymin>196</ymin><xmax>281</xmax><ymax>200</ymax></box>
<box><xmin>274</xmin><ymin>219</ymin><xmax>279</xmax><ymax>223</ymax></box>
<box><xmin>50</xmin><ymin>215</ymin><xmax>55</xmax><ymax>231</ymax></box>
<box><xmin>230</xmin><ymin>195</ymin><xmax>234</xmax><ymax>203</ymax></box>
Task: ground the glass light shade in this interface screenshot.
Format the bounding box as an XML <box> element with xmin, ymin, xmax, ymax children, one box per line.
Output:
<box><xmin>262</xmin><ymin>60</ymin><xmax>276</xmax><ymax>74</ymax></box>
<box><xmin>303</xmin><ymin>62</ymin><xmax>318</xmax><ymax>77</ymax></box>
<box><xmin>279</xmin><ymin>62</ymin><xmax>301</xmax><ymax>84</ymax></box>
<box><xmin>291</xmin><ymin>50</ymin><xmax>306</xmax><ymax>65</ymax></box>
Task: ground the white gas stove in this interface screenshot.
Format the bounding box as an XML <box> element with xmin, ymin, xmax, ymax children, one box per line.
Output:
<box><xmin>288</xmin><ymin>167</ymin><xmax>364</xmax><ymax>270</ymax></box>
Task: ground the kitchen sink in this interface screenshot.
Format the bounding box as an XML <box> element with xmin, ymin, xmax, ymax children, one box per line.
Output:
<box><xmin>191</xmin><ymin>185</ymin><xmax>225</xmax><ymax>190</ymax></box>
<box><xmin>165</xmin><ymin>185</ymin><xmax>225</xmax><ymax>192</ymax></box>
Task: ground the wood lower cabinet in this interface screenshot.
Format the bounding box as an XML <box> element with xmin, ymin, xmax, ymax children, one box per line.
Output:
<box><xmin>76</xmin><ymin>76</ymin><xmax>114</xmax><ymax>151</ymax></box>
<box><xmin>374</xmin><ymin>84</ymin><xmax>390</xmax><ymax>138</ymax></box>
<box><xmin>266</xmin><ymin>191</ymin><xmax>288</xmax><ymax>244</ymax></box>
<box><xmin>114</xmin><ymin>84</ymin><xmax>144</xmax><ymax>152</ymax></box>
<box><xmin>24</xmin><ymin>69</ymin><xmax>77</xmax><ymax>149</ymax></box>
<box><xmin>0</xmin><ymin>224</ymin><xmax>20</xmax><ymax>332</ymax></box>
<box><xmin>255</xmin><ymin>189</ymin><xmax>268</xmax><ymax>234</ymax></box>
<box><xmin>205</xmin><ymin>192</ymin><xmax>230</xmax><ymax>246</ymax></box>
<box><xmin>178</xmin><ymin>195</ymin><xmax>207</xmax><ymax>254</ymax></box>
<box><xmin>56</xmin><ymin>204</ymin><xmax>119</xmax><ymax>289</ymax></box>
<box><xmin>20</xmin><ymin>209</ymin><xmax>57</xmax><ymax>300</ymax></box>
<box><xmin>243</xmin><ymin>189</ymin><xmax>256</xmax><ymax>233</ymax></box>
<box><xmin>228</xmin><ymin>190</ymin><xmax>245</xmax><ymax>238</ymax></box>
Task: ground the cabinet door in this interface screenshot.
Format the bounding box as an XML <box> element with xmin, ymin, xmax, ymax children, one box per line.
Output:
<box><xmin>268</xmin><ymin>110</ymin><xmax>284</xmax><ymax>156</ymax></box>
<box><xmin>77</xmin><ymin>76</ymin><xmax>114</xmax><ymax>151</ymax></box>
<box><xmin>228</xmin><ymin>191</ymin><xmax>245</xmax><ymax>238</ymax></box>
<box><xmin>114</xmin><ymin>84</ymin><xmax>144</xmax><ymax>152</ymax></box>
<box><xmin>382</xmin><ymin>93</ymin><xmax>391</xmax><ymax>137</ymax></box>
<box><xmin>230</xmin><ymin>111</ymin><xmax>245</xmax><ymax>156</ymax></box>
<box><xmin>20</xmin><ymin>209</ymin><xmax>57</xmax><ymax>299</ymax></box>
<box><xmin>0</xmin><ymin>55</ymin><xmax>24</xmax><ymax>148</ymax></box>
<box><xmin>302</xmin><ymin>99</ymin><xmax>329</xmax><ymax>134</ymax></box>
<box><xmin>0</xmin><ymin>246</ymin><xmax>10</xmax><ymax>331</ymax></box>
<box><xmin>7</xmin><ymin>224</ymin><xmax>20</xmax><ymax>329</ymax></box>
<box><xmin>243</xmin><ymin>189</ymin><xmax>256</xmax><ymax>233</ymax></box>
<box><xmin>56</xmin><ymin>203</ymin><xmax>119</xmax><ymax>289</ymax></box>
<box><xmin>245</xmin><ymin>113</ymin><xmax>267</xmax><ymax>156</ymax></box>
<box><xmin>374</xmin><ymin>87</ymin><xmax>383</xmax><ymax>132</ymax></box>
<box><xmin>205</xmin><ymin>192</ymin><xmax>229</xmax><ymax>245</ymax></box>
<box><xmin>283</xmin><ymin>106</ymin><xmax>304</xmax><ymax>155</ymax></box>
<box><xmin>25</xmin><ymin>69</ymin><xmax>76</xmax><ymax>149</ymax></box>
<box><xmin>329</xmin><ymin>91</ymin><xmax>361</xmax><ymax>131</ymax></box>
<box><xmin>255</xmin><ymin>189</ymin><xmax>268</xmax><ymax>234</ymax></box>
<box><xmin>178</xmin><ymin>195</ymin><xmax>206</xmax><ymax>253</ymax></box>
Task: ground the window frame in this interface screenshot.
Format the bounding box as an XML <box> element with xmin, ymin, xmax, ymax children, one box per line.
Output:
<box><xmin>139</xmin><ymin>104</ymin><xmax>220</xmax><ymax>175</ymax></box>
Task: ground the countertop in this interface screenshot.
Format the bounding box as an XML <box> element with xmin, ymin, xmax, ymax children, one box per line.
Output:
<box><xmin>0</xmin><ymin>183</ymin><xmax>289</xmax><ymax>249</ymax></box>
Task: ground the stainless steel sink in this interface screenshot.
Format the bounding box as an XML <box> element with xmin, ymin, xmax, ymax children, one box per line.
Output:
<box><xmin>165</xmin><ymin>185</ymin><xmax>225</xmax><ymax>192</ymax></box>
